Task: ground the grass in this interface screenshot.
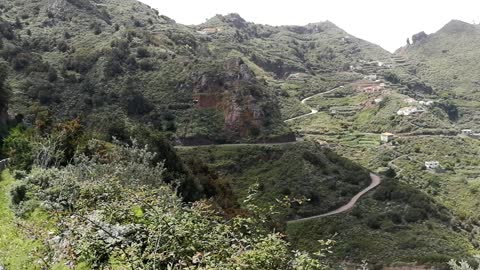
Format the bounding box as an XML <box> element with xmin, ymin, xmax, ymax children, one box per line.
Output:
<box><xmin>0</xmin><ymin>170</ymin><xmax>42</xmax><ymax>269</ymax></box>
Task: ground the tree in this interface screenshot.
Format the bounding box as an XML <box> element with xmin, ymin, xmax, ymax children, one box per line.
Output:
<box><xmin>0</xmin><ymin>61</ymin><xmax>10</xmax><ymax>112</ymax></box>
<box><xmin>2</xmin><ymin>127</ymin><xmax>35</xmax><ymax>170</ymax></box>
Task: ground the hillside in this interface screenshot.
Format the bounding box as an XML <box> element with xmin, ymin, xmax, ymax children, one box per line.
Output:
<box><xmin>2</xmin><ymin>0</ymin><xmax>480</xmax><ymax>268</ymax></box>
<box><xmin>399</xmin><ymin>20</ymin><xmax>480</xmax><ymax>129</ymax></box>
<box><xmin>0</xmin><ymin>0</ymin><xmax>400</xmax><ymax>145</ymax></box>
<box><xmin>0</xmin><ymin>0</ymin><xmax>293</xmax><ymax>144</ymax></box>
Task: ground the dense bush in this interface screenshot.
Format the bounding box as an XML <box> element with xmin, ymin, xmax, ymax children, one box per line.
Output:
<box><xmin>64</xmin><ymin>51</ymin><xmax>100</xmax><ymax>73</ymax></box>
<box><xmin>383</xmin><ymin>71</ymin><xmax>400</xmax><ymax>84</ymax></box>
<box><xmin>138</xmin><ymin>59</ymin><xmax>155</xmax><ymax>71</ymax></box>
<box><xmin>12</xmin><ymin>139</ymin><xmax>327</xmax><ymax>269</ymax></box>
<box><xmin>136</xmin><ymin>47</ymin><xmax>150</xmax><ymax>58</ymax></box>
<box><xmin>0</xmin><ymin>21</ymin><xmax>14</xmax><ymax>40</ymax></box>
<box><xmin>2</xmin><ymin>127</ymin><xmax>35</xmax><ymax>170</ymax></box>
<box><xmin>12</xmin><ymin>52</ymin><xmax>32</xmax><ymax>70</ymax></box>
<box><xmin>404</xmin><ymin>207</ymin><xmax>427</xmax><ymax>223</ymax></box>
<box><xmin>10</xmin><ymin>183</ymin><xmax>27</xmax><ymax>204</ymax></box>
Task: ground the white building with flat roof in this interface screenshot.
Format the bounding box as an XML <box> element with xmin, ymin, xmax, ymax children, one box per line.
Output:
<box><xmin>425</xmin><ymin>161</ymin><xmax>440</xmax><ymax>170</ymax></box>
<box><xmin>397</xmin><ymin>106</ymin><xmax>424</xmax><ymax>116</ymax></box>
<box><xmin>380</xmin><ymin>132</ymin><xmax>394</xmax><ymax>143</ymax></box>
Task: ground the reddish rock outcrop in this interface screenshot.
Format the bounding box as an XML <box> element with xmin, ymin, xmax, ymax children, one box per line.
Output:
<box><xmin>193</xmin><ymin>58</ymin><xmax>268</xmax><ymax>138</ymax></box>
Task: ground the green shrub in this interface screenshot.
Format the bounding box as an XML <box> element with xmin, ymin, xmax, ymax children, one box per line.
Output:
<box><xmin>404</xmin><ymin>207</ymin><xmax>427</xmax><ymax>223</ymax></box>
<box><xmin>136</xmin><ymin>47</ymin><xmax>150</xmax><ymax>58</ymax></box>
<box><xmin>2</xmin><ymin>127</ymin><xmax>34</xmax><ymax>171</ymax></box>
<box><xmin>10</xmin><ymin>183</ymin><xmax>27</xmax><ymax>205</ymax></box>
<box><xmin>366</xmin><ymin>215</ymin><xmax>382</xmax><ymax>229</ymax></box>
<box><xmin>138</xmin><ymin>59</ymin><xmax>155</xmax><ymax>71</ymax></box>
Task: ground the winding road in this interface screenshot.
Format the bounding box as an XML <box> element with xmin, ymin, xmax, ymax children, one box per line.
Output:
<box><xmin>284</xmin><ymin>86</ymin><xmax>342</xmax><ymax>122</ymax></box>
<box><xmin>287</xmin><ymin>173</ymin><xmax>382</xmax><ymax>223</ymax></box>
<box><xmin>176</xmin><ymin>85</ymin><xmax>386</xmax><ymax>221</ymax></box>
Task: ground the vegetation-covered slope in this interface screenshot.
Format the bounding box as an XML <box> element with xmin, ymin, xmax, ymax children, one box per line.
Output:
<box><xmin>0</xmin><ymin>0</ymin><xmax>402</xmax><ymax>144</ymax></box>
<box><xmin>1</xmin><ymin>0</ymin><xmax>480</xmax><ymax>268</ymax></box>
<box><xmin>177</xmin><ymin>142</ymin><xmax>371</xmax><ymax>221</ymax></box>
<box><xmin>0</xmin><ymin>0</ymin><xmax>293</xmax><ymax>144</ymax></box>
<box><xmin>399</xmin><ymin>20</ymin><xmax>480</xmax><ymax>129</ymax></box>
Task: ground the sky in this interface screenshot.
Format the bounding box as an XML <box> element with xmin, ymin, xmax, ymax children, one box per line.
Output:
<box><xmin>139</xmin><ymin>0</ymin><xmax>480</xmax><ymax>52</ymax></box>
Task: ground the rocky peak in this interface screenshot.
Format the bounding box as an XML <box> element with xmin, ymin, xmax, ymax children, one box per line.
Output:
<box><xmin>222</xmin><ymin>13</ymin><xmax>248</xmax><ymax>29</ymax></box>
<box><xmin>205</xmin><ymin>13</ymin><xmax>248</xmax><ymax>29</ymax></box>
<box><xmin>412</xmin><ymin>31</ymin><xmax>428</xmax><ymax>44</ymax></box>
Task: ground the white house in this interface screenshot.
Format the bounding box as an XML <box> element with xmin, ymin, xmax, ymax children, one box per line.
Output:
<box><xmin>364</xmin><ymin>75</ymin><xmax>378</xmax><ymax>81</ymax></box>
<box><xmin>461</xmin><ymin>129</ymin><xmax>473</xmax><ymax>135</ymax></box>
<box><xmin>397</xmin><ymin>106</ymin><xmax>423</xmax><ymax>116</ymax></box>
<box><xmin>374</xmin><ymin>98</ymin><xmax>384</xmax><ymax>104</ymax></box>
<box><xmin>419</xmin><ymin>100</ymin><xmax>434</xmax><ymax>106</ymax></box>
<box><xmin>380</xmin><ymin>132</ymin><xmax>394</xmax><ymax>143</ymax></box>
<box><xmin>425</xmin><ymin>161</ymin><xmax>440</xmax><ymax>170</ymax></box>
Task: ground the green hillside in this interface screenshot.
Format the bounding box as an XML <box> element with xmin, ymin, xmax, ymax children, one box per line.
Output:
<box><xmin>1</xmin><ymin>0</ymin><xmax>480</xmax><ymax>268</ymax></box>
<box><xmin>400</xmin><ymin>20</ymin><xmax>480</xmax><ymax>129</ymax></box>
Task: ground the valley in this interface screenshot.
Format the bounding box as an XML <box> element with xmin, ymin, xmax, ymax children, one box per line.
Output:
<box><xmin>0</xmin><ymin>0</ymin><xmax>480</xmax><ymax>269</ymax></box>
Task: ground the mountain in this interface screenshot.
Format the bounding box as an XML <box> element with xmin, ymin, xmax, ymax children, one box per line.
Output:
<box><xmin>3</xmin><ymin>0</ymin><xmax>480</xmax><ymax>268</ymax></box>
<box><xmin>0</xmin><ymin>0</ymin><xmax>291</xmax><ymax>144</ymax></box>
<box><xmin>0</xmin><ymin>0</ymin><xmax>397</xmax><ymax>145</ymax></box>
<box><xmin>398</xmin><ymin>20</ymin><xmax>480</xmax><ymax>129</ymax></box>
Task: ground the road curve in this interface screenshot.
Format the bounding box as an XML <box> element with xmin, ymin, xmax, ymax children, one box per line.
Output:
<box><xmin>284</xmin><ymin>86</ymin><xmax>342</xmax><ymax>122</ymax></box>
<box><xmin>287</xmin><ymin>173</ymin><xmax>381</xmax><ymax>224</ymax></box>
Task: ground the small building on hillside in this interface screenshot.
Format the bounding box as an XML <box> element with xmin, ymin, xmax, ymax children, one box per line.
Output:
<box><xmin>419</xmin><ymin>100</ymin><xmax>434</xmax><ymax>106</ymax></box>
<box><xmin>397</xmin><ymin>106</ymin><xmax>423</xmax><ymax>116</ymax></box>
<box><xmin>364</xmin><ymin>74</ymin><xmax>378</xmax><ymax>81</ymax></box>
<box><xmin>425</xmin><ymin>161</ymin><xmax>440</xmax><ymax>170</ymax></box>
<box><xmin>462</xmin><ymin>129</ymin><xmax>473</xmax><ymax>135</ymax></box>
<box><xmin>380</xmin><ymin>132</ymin><xmax>395</xmax><ymax>143</ymax></box>
<box><xmin>197</xmin><ymin>28</ymin><xmax>220</xmax><ymax>35</ymax></box>
<box><xmin>374</xmin><ymin>98</ymin><xmax>384</xmax><ymax>104</ymax></box>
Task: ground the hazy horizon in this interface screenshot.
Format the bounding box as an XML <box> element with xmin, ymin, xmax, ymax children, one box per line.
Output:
<box><xmin>139</xmin><ymin>0</ymin><xmax>480</xmax><ymax>52</ymax></box>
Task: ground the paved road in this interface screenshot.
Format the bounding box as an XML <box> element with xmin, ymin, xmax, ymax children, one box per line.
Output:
<box><xmin>174</xmin><ymin>140</ymin><xmax>300</xmax><ymax>149</ymax></box>
<box><xmin>287</xmin><ymin>173</ymin><xmax>381</xmax><ymax>224</ymax></box>
<box><xmin>284</xmin><ymin>86</ymin><xmax>342</xmax><ymax>122</ymax></box>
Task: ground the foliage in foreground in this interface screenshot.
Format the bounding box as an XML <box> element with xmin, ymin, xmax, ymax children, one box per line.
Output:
<box><xmin>7</xmin><ymin>138</ymin><xmax>327</xmax><ymax>269</ymax></box>
<box><xmin>450</xmin><ymin>258</ymin><xmax>480</xmax><ymax>270</ymax></box>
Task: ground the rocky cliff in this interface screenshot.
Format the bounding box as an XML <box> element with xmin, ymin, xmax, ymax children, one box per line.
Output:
<box><xmin>193</xmin><ymin>58</ymin><xmax>267</xmax><ymax>137</ymax></box>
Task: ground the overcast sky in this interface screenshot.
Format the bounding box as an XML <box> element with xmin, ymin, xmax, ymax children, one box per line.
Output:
<box><xmin>139</xmin><ymin>0</ymin><xmax>480</xmax><ymax>52</ymax></box>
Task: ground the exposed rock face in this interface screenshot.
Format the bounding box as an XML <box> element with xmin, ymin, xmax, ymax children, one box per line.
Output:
<box><xmin>412</xmin><ymin>31</ymin><xmax>428</xmax><ymax>44</ymax></box>
<box><xmin>193</xmin><ymin>58</ymin><xmax>268</xmax><ymax>137</ymax></box>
